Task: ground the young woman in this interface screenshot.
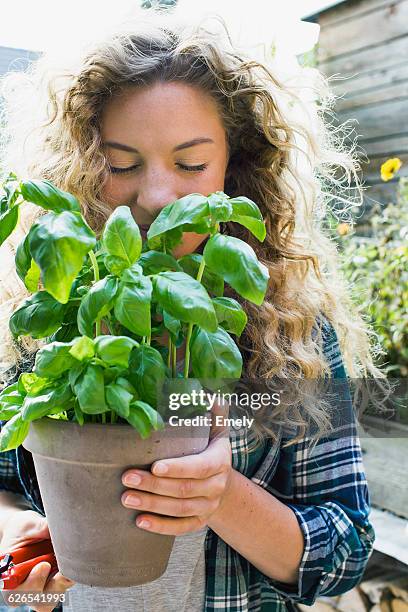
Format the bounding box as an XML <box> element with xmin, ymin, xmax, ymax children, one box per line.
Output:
<box><xmin>0</xmin><ymin>8</ymin><xmax>379</xmax><ymax>612</ymax></box>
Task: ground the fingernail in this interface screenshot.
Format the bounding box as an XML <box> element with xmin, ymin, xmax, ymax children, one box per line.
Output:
<box><xmin>137</xmin><ymin>519</ymin><xmax>151</xmax><ymax>529</ymax></box>
<box><xmin>124</xmin><ymin>494</ymin><xmax>141</xmax><ymax>507</ymax></box>
<box><xmin>153</xmin><ymin>462</ymin><xmax>168</xmax><ymax>475</ymax></box>
<box><xmin>124</xmin><ymin>473</ymin><xmax>141</xmax><ymax>486</ymax></box>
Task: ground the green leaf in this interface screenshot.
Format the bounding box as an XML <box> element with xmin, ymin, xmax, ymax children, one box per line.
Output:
<box><xmin>178</xmin><ymin>253</ymin><xmax>224</xmax><ymax>296</ymax></box>
<box><xmin>207</xmin><ymin>192</ymin><xmax>233</xmax><ymax>223</ymax></box>
<box><xmin>116</xmin><ymin>377</ymin><xmax>137</xmax><ymax>396</ymax></box>
<box><xmin>190</xmin><ymin>326</ymin><xmax>242</xmax><ymax>383</ymax></box>
<box><xmin>0</xmin><ymin>205</ymin><xmax>20</xmax><ymax>247</ymax></box>
<box><xmin>102</xmin><ymin>206</ymin><xmax>142</xmax><ymax>270</ymax></box>
<box><xmin>162</xmin><ymin>310</ymin><xmax>182</xmax><ymax>339</ymax></box>
<box><xmin>18</xmin><ymin>372</ymin><xmax>53</xmax><ymax>396</ymax></box>
<box><xmin>95</xmin><ymin>335</ymin><xmax>139</xmax><ymax>368</ymax></box>
<box><xmin>128</xmin><ymin>345</ymin><xmax>166</xmax><ymax>409</ymax></box>
<box><xmin>15</xmin><ymin>233</ymin><xmax>41</xmax><ymax>292</ymax></box>
<box><xmin>69</xmin><ymin>336</ymin><xmax>95</xmax><ymax>361</ymax></box>
<box><xmin>147</xmin><ymin>194</ymin><xmax>209</xmax><ymax>241</ymax></box>
<box><xmin>212</xmin><ymin>297</ymin><xmax>247</xmax><ymax>337</ymax></box>
<box><xmin>73</xmin><ymin>401</ymin><xmax>85</xmax><ymax>425</ymax></box>
<box><xmin>125</xmin><ymin>403</ymin><xmax>153</xmax><ymax>439</ymax></box>
<box><xmin>139</xmin><ymin>251</ymin><xmax>182</xmax><ymax>274</ymax></box>
<box><xmin>34</xmin><ymin>341</ymin><xmax>78</xmax><ymax>378</ymax></box>
<box><xmin>73</xmin><ymin>364</ymin><xmax>107</xmax><ymax>414</ymax></box>
<box><xmin>229</xmin><ymin>196</ymin><xmax>266</xmax><ymax>241</ymax></box>
<box><xmin>0</xmin><ymin>413</ymin><xmax>30</xmax><ymax>451</ymax></box>
<box><xmin>28</xmin><ymin>211</ymin><xmax>96</xmax><ymax>303</ymax></box>
<box><xmin>20</xmin><ymin>179</ymin><xmax>81</xmax><ymax>213</ymax></box>
<box><xmin>152</xmin><ymin>271</ymin><xmax>217</xmax><ymax>332</ymax></box>
<box><xmin>203</xmin><ymin>234</ymin><xmax>269</xmax><ymax>305</ymax></box>
<box><xmin>21</xmin><ymin>382</ymin><xmax>73</xmax><ymax>422</ymax></box>
<box><xmin>114</xmin><ymin>274</ymin><xmax>152</xmax><ymax>337</ymax></box>
<box><xmin>9</xmin><ymin>291</ymin><xmax>67</xmax><ymax>339</ymax></box>
<box><xmin>77</xmin><ymin>276</ymin><xmax>119</xmax><ymax>337</ymax></box>
<box><xmin>105</xmin><ymin>382</ymin><xmax>133</xmax><ymax>418</ymax></box>
<box><xmin>131</xmin><ymin>400</ymin><xmax>164</xmax><ymax>431</ymax></box>
<box><xmin>0</xmin><ymin>383</ymin><xmax>25</xmax><ymax>421</ymax></box>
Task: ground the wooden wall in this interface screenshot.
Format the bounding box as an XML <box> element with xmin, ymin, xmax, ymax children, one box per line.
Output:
<box><xmin>315</xmin><ymin>0</ymin><xmax>408</xmax><ymax>214</ymax></box>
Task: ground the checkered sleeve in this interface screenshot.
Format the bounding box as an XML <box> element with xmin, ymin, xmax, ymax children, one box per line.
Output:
<box><xmin>257</xmin><ymin>321</ymin><xmax>375</xmax><ymax>606</ymax></box>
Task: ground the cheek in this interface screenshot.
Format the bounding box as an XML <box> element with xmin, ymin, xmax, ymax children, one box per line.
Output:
<box><xmin>101</xmin><ymin>177</ymin><xmax>134</xmax><ymax>206</ymax></box>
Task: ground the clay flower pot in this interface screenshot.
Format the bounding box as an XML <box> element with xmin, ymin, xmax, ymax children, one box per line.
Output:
<box><xmin>22</xmin><ymin>418</ymin><xmax>210</xmax><ymax>587</ymax></box>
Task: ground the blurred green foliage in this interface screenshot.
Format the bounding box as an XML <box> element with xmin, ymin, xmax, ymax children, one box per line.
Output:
<box><xmin>334</xmin><ymin>178</ymin><xmax>408</xmax><ymax>377</ymax></box>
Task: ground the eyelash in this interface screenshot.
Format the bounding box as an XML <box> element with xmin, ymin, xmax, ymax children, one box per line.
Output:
<box><xmin>109</xmin><ymin>163</ymin><xmax>208</xmax><ymax>175</ymax></box>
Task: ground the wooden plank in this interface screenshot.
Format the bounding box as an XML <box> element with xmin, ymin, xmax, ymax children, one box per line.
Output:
<box><xmin>361</xmin><ymin>135</ymin><xmax>408</xmax><ymax>158</ymax></box>
<box><xmin>365</xmin><ymin>508</ymin><xmax>408</xmax><ymax>565</ymax></box>
<box><xmin>360</xmin><ymin>436</ymin><xmax>408</xmax><ymax>518</ymax></box>
<box><xmin>318</xmin><ymin>0</ymin><xmax>408</xmax><ymax>61</ymax></box>
<box><xmin>319</xmin><ymin>0</ymin><xmax>405</xmax><ymax>27</ymax></box>
<box><xmin>337</xmin><ymin>98</ymin><xmax>408</xmax><ymax>141</ymax></box>
<box><xmin>331</xmin><ymin>62</ymin><xmax>408</xmax><ymax>99</ymax></box>
<box><xmin>319</xmin><ymin>36</ymin><xmax>408</xmax><ymax>79</ymax></box>
<box><xmin>363</xmin><ymin>182</ymin><xmax>398</xmax><ymax>206</ymax></box>
<box><xmin>336</xmin><ymin>80</ymin><xmax>408</xmax><ymax>112</ymax></box>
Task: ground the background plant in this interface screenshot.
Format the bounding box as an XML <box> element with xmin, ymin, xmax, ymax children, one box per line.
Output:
<box><xmin>0</xmin><ymin>176</ymin><xmax>268</xmax><ymax>449</ymax></box>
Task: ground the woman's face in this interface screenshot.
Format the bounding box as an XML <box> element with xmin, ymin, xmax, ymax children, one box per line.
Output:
<box><xmin>100</xmin><ymin>81</ymin><xmax>229</xmax><ymax>258</ymax></box>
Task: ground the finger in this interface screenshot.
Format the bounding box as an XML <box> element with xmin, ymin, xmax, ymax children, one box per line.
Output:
<box><xmin>44</xmin><ymin>570</ymin><xmax>75</xmax><ymax>593</ymax></box>
<box><xmin>122</xmin><ymin>490</ymin><xmax>217</xmax><ymax>517</ymax></box>
<box><xmin>135</xmin><ymin>514</ymin><xmax>206</xmax><ymax>536</ymax></box>
<box><xmin>16</xmin><ymin>561</ymin><xmax>51</xmax><ymax>592</ymax></box>
<box><xmin>122</xmin><ymin>470</ymin><xmax>228</xmax><ymax>499</ymax></box>
<box><xmin>150</xmin><ymin>436</ymin><xmax>231</xmax><ymax>479</ymax></box>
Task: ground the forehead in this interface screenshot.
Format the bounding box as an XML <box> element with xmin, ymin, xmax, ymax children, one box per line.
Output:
<box><xmin>100</xmin><ymin>81</ymin><xmax>225</xmax><ymax>145</ymax></box>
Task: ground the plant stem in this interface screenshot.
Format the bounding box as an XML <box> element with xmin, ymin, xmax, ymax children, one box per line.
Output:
<box><xmin>101</xmin><ymin>413</ymin><xmax>106</xmax><ymax>424</ymax></box>
<box><xmin>167</xmin><ymin>336</ymin><xmax>172</xmax><ymax>369</ymax></box>
<box><xmin>88</xmin><ymin>250</ymin><xmax>101</xmax><ymax>336</ymax></box>
<box><xmin>172</xmin><ymin>342</ymin><xmax>177</xmax><ymax>378</ymax></box>
<box><xmin>183</xmin><ymin>256</ymin><xmax>206</xmax><ymax>378</ymax></box>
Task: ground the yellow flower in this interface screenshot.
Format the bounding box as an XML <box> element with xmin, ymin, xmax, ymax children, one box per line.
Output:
<box><xmin>381</xmin><ymin>158</ymin><xmax>402</xmax><ymax>182</ymax></box>
<box><xmin>337</xmin><ymin>223</ymin><xmax>351</xmax><ymax>236</ymax></box>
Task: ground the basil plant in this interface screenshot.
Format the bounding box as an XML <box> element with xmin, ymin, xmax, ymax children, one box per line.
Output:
<box><xmin>0</xmin><ymin>172</ymin><xmax>269</xmax><ymax>449</ymax></box>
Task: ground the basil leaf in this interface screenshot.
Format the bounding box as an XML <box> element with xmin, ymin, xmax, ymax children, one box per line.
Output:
<box><xmin>34</xmin><ymin>341</ymin><xmax>78</xmax><ymax>378</ymax></box>
<box><xmin>105</xmin><ymin>383</ymin><xmax>133</xmax><ymax>418</ymax></box>
<box><xmin>95</xmin><ymin>335</ymin><xmax>139</xmax><ymax>368</ymax></box>
<box><xmin>77</xmin><ymin>276</ymin><xmax>119</xmax><ymax>337</ymax></box>
<box><xmin>9</xmin><ymin>291</ymin><xmax>67</xmax><ymax>339</ymax></box>
<box><xmin>128</xmin><ymin>345</ymin><xmax>166</xmax><ymax>409</ymax></box>
<box><xmin>28</xmin><ymin>211</ymin><xmax>96</xmax><ymax>303</ymax></box>
<box><xmin>178</xmin><ymin>253</ymin><xmax>224</xmax><ymax>297</ymax></box>
<box><xmin>73</xmin><ymin>364</ymin><xmax>107</xmax><ymax>414</ymax></box>
<box><xmin>131</xmin><ymin>400</ymin><xmax>164</xmax><ymax>431</ymax></box>
<box><xmin>0</xmin><ymin>205</ymin><xmax>19</xmax><ymax>247</ymax></box>
<box><xmin>229</xmin><ymin>196</ymin><xmax>266</xmax><ymax>241</ymax></box>
<box><xmin>125</xmin><ymin>403</ymin><xmax>153</xmax><ymax>439</ymax></box>
<box><xmin>20</xmin><ymin>179</ymin><xmax>81</xmax><ymax>213</ymax></box>
<box><xmin>147</xmin><ymin>194</ymin><xmax>209</xmax><ymax>241</ymax></box>
<box><xmin>139</xmin><ymin>251</ymin><xmax>182</xmax><ymax>274</ymax></box>
<box><xmin>190</xmin><ymin>326</ymin><xmax>242</xmax><ymax>382</ymax></box>
<box><xmin>152</xmin><ymin>271</ymin><xmax>217</xmax><ymax>332</ymax></box>
<box><xmin>212</xmin><ymin>297</ymin><xmax>247</xmax><ymax>337</ymax></box>
<box><xmin>0</xmin><ymin>413</ymin><xmax>30</xmax><ymax>451</ymax></box>
<box><xmin>21</xmin><ymin>382</ymin><xmax>73</xmax><ymax>422</ymax></box>
<box><xmin>203</xmin><ymin>234</ymin><xmax>269</xmax><ymax>305</ymax></box>
<box><xmin>114</xmin><ymin>275</ymin><xmax>152</xmax><ymax>337</ymax></box>
<box><xmin>102</xmin><ymin>206</ymin><xmax>142</xmax><ymax>269</ymax></box>
<box><xmin>207</xmin><ymin>192</ymin><xmax>233</xmax><ymax>223</ymax></box>
<box><xmin>69</xmin><ymin>336</ymin><xmax>95</xmax><ymax>361</ymax></box>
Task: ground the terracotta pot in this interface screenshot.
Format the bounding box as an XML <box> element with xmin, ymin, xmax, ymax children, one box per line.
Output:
<box><xmin>22</xmin><ymin>418</ymin><xmax>210</xmax><ymax>587</ymax></box>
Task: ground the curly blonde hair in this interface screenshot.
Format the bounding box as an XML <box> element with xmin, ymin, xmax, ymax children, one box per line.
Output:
<box><xmin>0</xmin><ymin>8</ymin><xmax>383</xmax><ymax>443</ymax></box>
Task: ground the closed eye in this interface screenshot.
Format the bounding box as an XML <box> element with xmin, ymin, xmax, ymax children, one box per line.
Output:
<box><xmin>108</xmin><ymin>163</ymin><xmax>208</xmax><ymax>175</ymax></box>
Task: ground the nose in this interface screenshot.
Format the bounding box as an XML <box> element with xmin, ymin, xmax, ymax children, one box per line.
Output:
<box><xmin>134</xmin><ymin>168</ymin><xmax>180</xmax><ymax>221</ymax></box>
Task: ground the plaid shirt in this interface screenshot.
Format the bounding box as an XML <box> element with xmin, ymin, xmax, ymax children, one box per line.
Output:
<box><xmin>1</xmin><ymin>319</ymin><xmax>375</xmax><ymax>611</ymax></box>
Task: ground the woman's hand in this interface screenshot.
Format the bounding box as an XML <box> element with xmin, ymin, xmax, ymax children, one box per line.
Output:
<box><xmin>121</xmin><ymin>403</ymin><xmax>232</xmax><ymax>535</ymax></box>
<box><xmin>0</xmin><ymin>510</ymin><xmax>75</xmax><ymax>612</ymax></box>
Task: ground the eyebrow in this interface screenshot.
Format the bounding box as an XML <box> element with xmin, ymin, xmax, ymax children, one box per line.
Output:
<box><xmin>103</xmin><ymin>137</ymin><xmax>215</xmax><ymax>153</ymax></box>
